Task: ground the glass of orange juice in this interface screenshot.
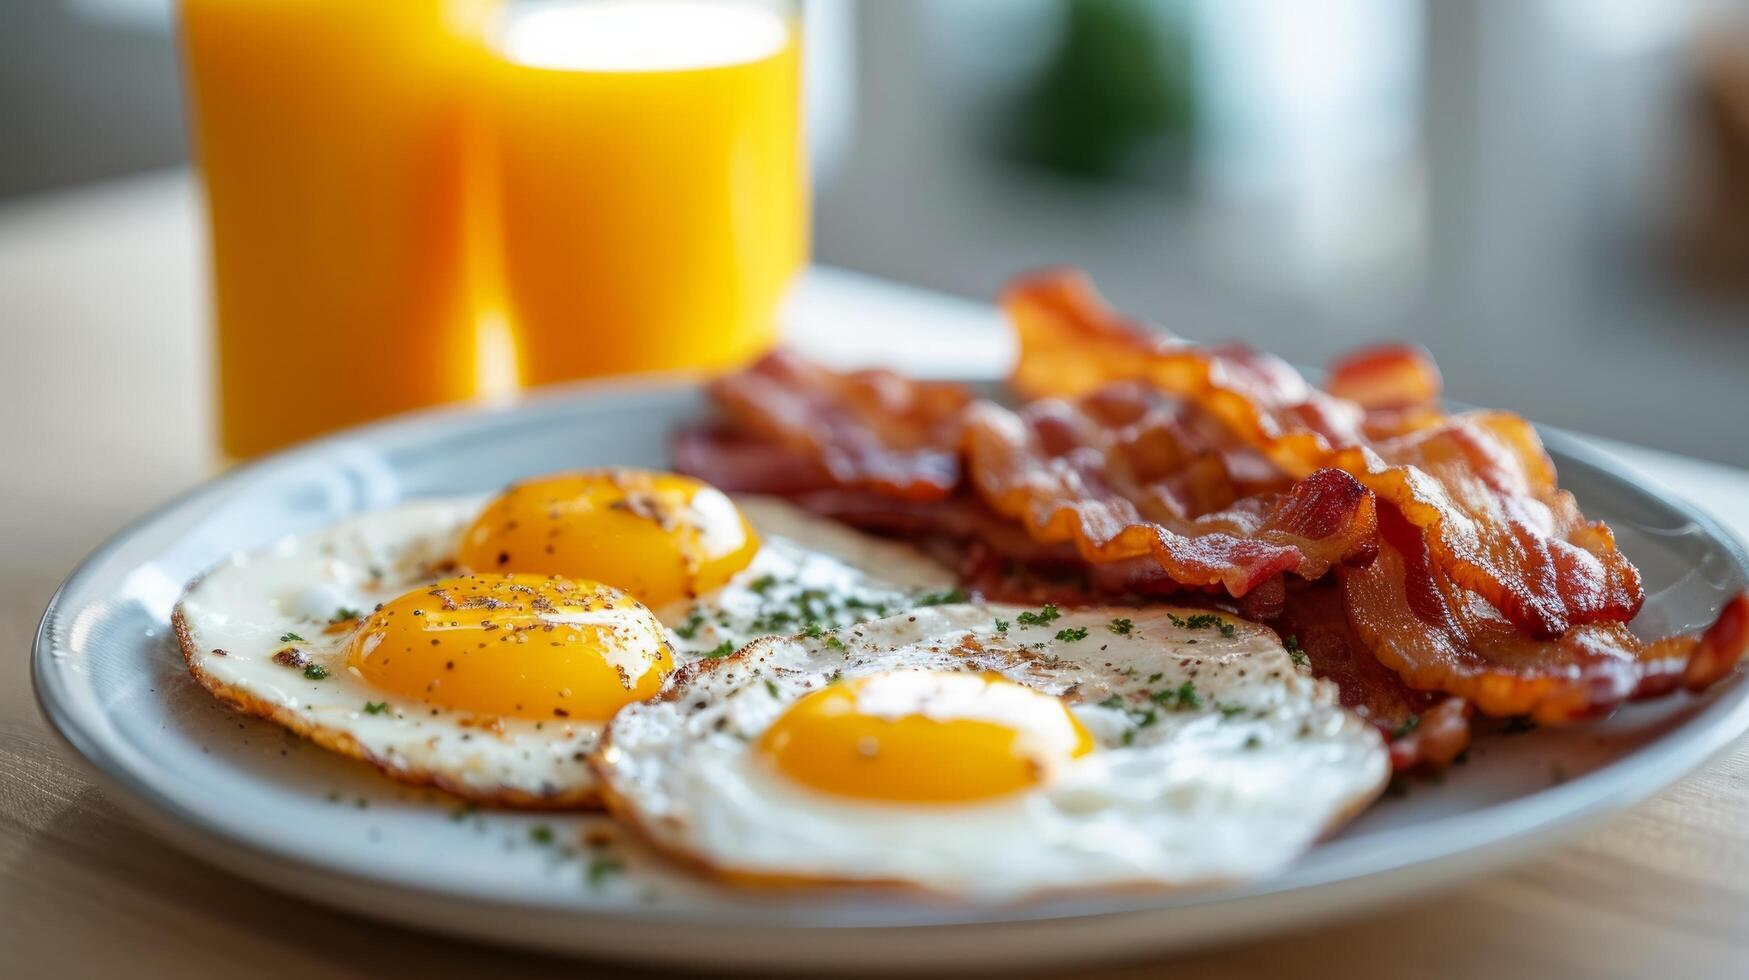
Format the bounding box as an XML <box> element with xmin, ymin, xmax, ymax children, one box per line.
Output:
<box><xmin>179</xmin><ymin>0</ymin><xmax>496</xmax><ymax>458</ymax></box>
<box><xmin>479</xmin><ymin>0</ymin><xmax>808</xmax><ymax>386</ymax></box>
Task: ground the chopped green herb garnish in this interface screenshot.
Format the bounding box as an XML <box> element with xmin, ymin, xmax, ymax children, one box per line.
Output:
<box><xmin>1101</xmin><ymin>693</ymin><xmax>1159</xmax><ymax>735</ymax></box>
<box><xmin>748</xmin><ymin>574</ymin><xmax>778</xmax><ymax>595</ymax></box>
<box><xmin>994</xmin><ymin>618</ymin><xmax>1009</xmax><ymax>633</ymax></box>
<box><xmin>1391</xmin><ymin>714</ymin><xmax>1421</xmax><ymax>741</ymax></box>
<box><xmin>673</xmin><ymin>610</ymin><xmax>705</xmax><ymax>640</ymax></box>
<box><xmin>1151</xmin><ymin>681</ymin><xmax>1202</xmax><ymax>710</ymax></box>
<box><xmin>914</xmin><ymin>588</ymin><xmax>968</xmax><ymax>607</ymax></box>
<box><xmin>586</xmin><ymin>857</ymin><xmax>623</xmax><ymax>890</ymax></box>
<box><xmin>279</xmin><ymin>632</ymin><xmax>305</xmax><ymax>643</ymax></box>
<box><xmin>1054</xmin><ymin>626</ymin><xmax>1089</xmax><ymax>643</ymax></box>
<box><xmin>764</xmin><ymin>678</ymin><xmax>780</xmax><ymax>698</ymax></box>
<box><xmin>1167</xmin><ymin>612</ymin><xmax>1235</xmax><ymax>637</ymax></box>
<box><xmin>1218</xmin><ymin>702</ymin><xmax>1247</xmax><ymax>717</ymax></box>
<box><xmin>824</xmin><ymin>635</ymin><xmax>846</xmax><ymax>651</ymax></box>
<box><xmin>827</xmin><ymin>669</ymin><xmax>843</xmax><ymax>685</ymax></box>
<box><xmin>803</xmin><ymin>622</ymin><xmax>824</xmax><ymax>639</ymax></box>
<box><xmin>749</xmin><ymin>609</ymin><xmax>796</xmax><ymax>632</ymax></box>
<box><xmin>303</xmin><ymin>664</ymin><xmax>329</xmax><ymax>680</ymax></box>
<box><xmin>330</xmin><ymin>607</ymin><xmax>360</xmax><ymax>624</ymax></box>
<box><xmin>1146</xmin><ymin>672</ymin><xmax>1163</xmax><ymax>683</ymax></box>
<box><xmin>704</xmin><ymin>641</ymin><xmax>735</xmax><ymax>659</ymax></box>
<box><xmin>1107</xmin><ymin>618</ymin><xmax>1134</xmax><ymax>635</ymax></box>
<box><xmin>1016</xmin><ymin>603</ymin><xmax>1061</xmax><ymax>627</ymax></box>
<box><xmin>363</xmin><ymin>701</ymin><xmax>388</xmax><ymax>715</ymax></box>
<box><xmin>1285</xmin><ymin>634</ymin><xmax>1308</xmax><ymax>667</ymax></box>
<box><xmin>529</xmin><ymin>825</ymin><xmax>554</xmax><ymax>845</ymax></box>
<box><xmin>1244</xmin><ymin>734</ymin><xmax>1263</xmax><ymax>750</ymax></box>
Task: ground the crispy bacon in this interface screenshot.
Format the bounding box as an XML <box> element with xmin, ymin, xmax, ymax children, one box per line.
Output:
<box><xmin>708</xmin><ymin>350</ymin><xmax>972</xmax><ymax>501</ymax></box>
<box><xmin>1324</xmin><ymin>342</ymin><xmax>1442</xmax><ymax>411</ymax></box>
<box><xmin>1004</xmin><ymin>268</ymin><xmax>1366</xmax><ymax>475</ymax></box>
<box><xmin>1671</xmin><ymin>593</ymin><xmax>1749</xmax><ymax>692</ymax></box>
<box><xmin>678</xmin><ymin>271</ymin><xmax>1749</xmax><ymax>740</ymax></box>
<box><xmin>1002</xmin><ymin>271</ymin><xmax>1645</xmax><ymax>639</ymax></box>
<box><xmin>1271</xmin><ymin>582</ymin><xmax>1472</xmax><ymax>771</ymax></box>
<box><xmin>1324</xmin><ymin>342</ymin><xmax>1446</xmax><ymax>439</ymax></box>
<box><xmin>672</xmin><ymin>426</ymin><xmax>1248</xmax><ymax>602</ymax></box>
<box><xmin>1341</xmin><ymin>502</ymin><xmax>1748</xmax><ymax>723</ymax></box>
<box><xmin>1330</xmin><ymin>412</ymin><xmax>1644</xmax><ymax>639</ymax></box>
<box><xmin>785</xmin><ymin>485</ymin><xmax>1287</xmax><ymax>615</ymax></box>
<box><xmin>961</xmin><ymin>392</ymin><xmax>1378</xmax><ymax>599</ymax></box>
<box><xmin>670</xmin><ymin>425</ymin><xmax>835</xmax><ymax>496</ymax></box>
<box><xmin>684</xmin><ymin>369</ymin><xmax>1374</xmax><ymax>601</ymax></box>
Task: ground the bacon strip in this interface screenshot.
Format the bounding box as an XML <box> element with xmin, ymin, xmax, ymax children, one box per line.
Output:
<box><xmin>1330</xmin><ymin>412</ymin><xmax>1644</xmax><ymax>639</ymax></box>
<box><xmin>708</xmin><ymin>350</ymin><xmax>972</xmax><ymax>501</ymax></box>
<box><xmin>1324</xmin><ymin>342</ymin><xmax>1447</xmax><ymax>440</ymax></box>
<box><xmin>779</xmin><ymin>483</ymin><xmax>1287</xmax><ymax>617</ymax></box>
<box><xmin>1341</xmin><ymin>501</ymin><xmax>1748</xmax><ymax>723</ymax></box>
<box><xmin>961</xmin><ymin>392</ymin><xmax>1377</xmax><ymax>599</ymax></box>
<box><xmin>1270</xmin><ymin>583</ymin><xmax>1472</xmax><ymax>771</ymax></box>
<box><xmin>1004</xmin><ymin>268</ymin><xmax>1366</xmax><ymax>475</ymax></box>
<box><xmin>1325</xmin><ymin>342</ymin><xmax>1442</xmax><ymax>411</ymax></box>
<box><xmin>670</xmin><ymin>425</ymin><xmax>835</xmax><ymax>497</ymax></box>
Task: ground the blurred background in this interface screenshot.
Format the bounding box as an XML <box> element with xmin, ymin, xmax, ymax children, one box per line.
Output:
<box><xmin>3</xmin><ymin>0</ymin><xmax>1748</xmax><ymax>464</ymax></box>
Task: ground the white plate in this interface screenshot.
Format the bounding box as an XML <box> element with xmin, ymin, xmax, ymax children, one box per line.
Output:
<box><xmin>33</xmin><ymin>377</ymin><xmax>1749</xmax><ymax>972</ymax></box>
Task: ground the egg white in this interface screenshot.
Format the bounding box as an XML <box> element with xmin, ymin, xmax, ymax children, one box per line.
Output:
<box><xmin>592</xmin><ymin>604</ymin><xmax>1391</xmax><ymax>899</ymax></box>
<box><xmin>657</xmin><ymin>495</ymin><xmax>957</xmax><ymax>657</ymax></box>
<box><xmin>173</xmin><ymin>494</ymin><xmax>957</xmax><ymax>808</ymax></box>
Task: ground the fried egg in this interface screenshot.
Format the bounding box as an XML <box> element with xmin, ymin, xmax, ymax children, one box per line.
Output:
<box><xmin>174</xmin><ymin>472</ymin><xmax>956</xmax><ymax>807</ymax></box>
<box><xmin>592</xmin><ymin>604</ymin><xmax>1390</xmax><ymax>898</ymax></box>
<box><xmin>458</xmin><ymin>469</ymin><xmax>762</xmax><ymax>609</ymax></box>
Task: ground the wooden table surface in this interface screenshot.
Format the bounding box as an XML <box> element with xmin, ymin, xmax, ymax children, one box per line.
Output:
<box><xmin>4</xmin><ymin>173</ymin><xmax>1748</xmax><ymax>979</ymax></box>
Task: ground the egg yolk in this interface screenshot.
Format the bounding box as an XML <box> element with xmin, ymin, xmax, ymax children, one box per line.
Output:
<box><xmin>457</xmin><ymin>470</ymin><xmax>759</xmax><ymax>609</ymax></box>
<box><xmin>345</xmin><ymin>574</ymin><xmax>673</xmax><ymax>721</ymax></box>
<box><xmin>758</xmin><ymin>671</ymin><xmax>1094</xmax><ymax>804</ymax></box>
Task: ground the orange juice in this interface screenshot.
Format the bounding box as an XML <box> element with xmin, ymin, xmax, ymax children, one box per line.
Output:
<box><xmin>482</xmin><ymin>0</ymin><xmax>807</xmax><ymax>386</ymax></box>
<box><xmin>180</xmin><ymin>0</ymin><xmax>496</xmax><ymax>458</ymax></box>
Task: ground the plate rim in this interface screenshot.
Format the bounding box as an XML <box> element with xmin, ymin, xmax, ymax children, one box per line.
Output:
<box><xmin>31</xmin><ymin>372</ymin><xmax>1749</xmax><ymax>940</ymax></box>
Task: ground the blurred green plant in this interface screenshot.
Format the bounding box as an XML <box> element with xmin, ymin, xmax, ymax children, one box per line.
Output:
<box><xmin>1004</xmin><ymin>0</ymin><xmax>1196</xmax><ymax>183</ymax></box>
